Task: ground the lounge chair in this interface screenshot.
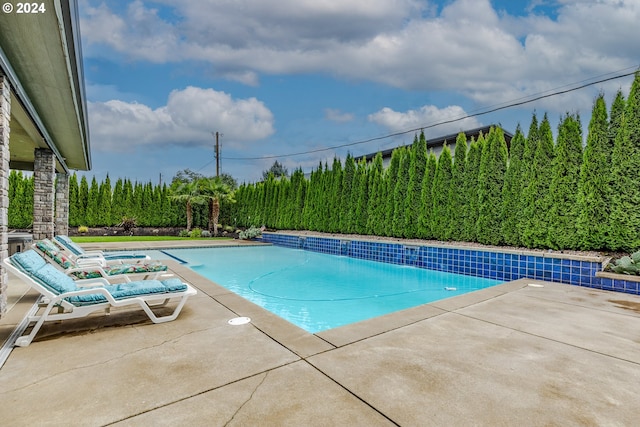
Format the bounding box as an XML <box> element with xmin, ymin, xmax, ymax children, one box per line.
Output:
<box><xmin>34</xmin><ymin>240</ymin><xmax>169</xmax><ymax>282</ymax></box>
<box><xmin>4</xmin><ymin>249</ymin><xmax>197</xmax><ymax>347</ymax></box>
<box><xmin>54</xmin><ymin>235</ymin><xmax>149</xmax><ymax>262</ymax></box>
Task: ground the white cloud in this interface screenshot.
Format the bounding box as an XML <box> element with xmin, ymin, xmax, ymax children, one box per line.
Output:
<box><xmin>88</xmin><ymin>86</ymin><xmax>274</xmax><ymax>152</ymax></box>
<box><xmin>368</xmin><ymin>105</ymin><xmax>482</xmax><ymax>136</ymax></box>
<box><xmin>324</xmin><ymin>108</ymin><xmax>354</xmax><ymax>123</ymax></box>
<box><xmin>80</xmin><ymin>0</ymin><xmax>640</xmax><ymax>115</ymax></box>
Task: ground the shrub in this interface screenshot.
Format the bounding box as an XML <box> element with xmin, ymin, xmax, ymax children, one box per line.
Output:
<box><xmin>607</xmin><ymin>251</ymin><xmax>640</xmax><ymax>275</ymax></box>
<box><xmin>224</xmin><ymin>225</ymin><xmax>234</xmax><ymax>233</ymax></box>
<box><xmin>119</xmin><ymin>216</ymin><xmax>137</xmax><ymax>233</ymax></box>
<box><xmin>201</xmin><ymin>230</ymin><xmax>211</xmax><ymax>238</ymax></box>
<box><xmin>189</xmin><ymin>228</ymin><xmax>202</xmax><ymax>238</ymax></box>
<box><xmin>178</xmin><ymin>229</ymin><xmax>190</xmax><ymax>237</ymax></box>
<box><xmin>78</xmin><ymin>225</ymin><xmax>88</xmax><ymax>234</ymax></box>
<box><xmin>239</xmin><ymin>226</ymin><xmax>262</xmax><ymax>240</ymax></box>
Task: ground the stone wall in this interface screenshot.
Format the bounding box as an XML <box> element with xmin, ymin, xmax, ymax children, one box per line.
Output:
<box><xmin>33</xmin><ymin>148</ymin><xmax>55</xmax><ymax>240</ymax></box>
<box><xmin>55</xmin><ymin>172</ymin><xmax>69</xmax><ymax>236</ymax></box>
<box><xmin>0</xmin><ymin>74</ymin><xmax>10</xmax><ymax>317</ymax></box>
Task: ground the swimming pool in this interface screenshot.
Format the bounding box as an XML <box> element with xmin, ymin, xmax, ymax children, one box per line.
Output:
<box><xmin>154</xmin><ymin>246</ymin><xmax>502</xmax><ymax>333</ymax></box>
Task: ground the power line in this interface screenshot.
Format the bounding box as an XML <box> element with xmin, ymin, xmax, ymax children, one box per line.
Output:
<box><xmin>221</xmin><ymin>68</ymin><xmax>638</xmax><ymax>161</ymax></box>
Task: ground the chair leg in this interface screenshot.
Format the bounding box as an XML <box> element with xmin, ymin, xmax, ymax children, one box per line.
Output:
<box><xmin>15</xmin><ymin>299</ymin><xmax>60</xmax><ymax>347</ymax></box>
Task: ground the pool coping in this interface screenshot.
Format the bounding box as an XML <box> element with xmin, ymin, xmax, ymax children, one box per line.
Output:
<box><xmin>168</xmin><ymin>259</ymin><xmax>536</xmax><ymax>355</ymax></box>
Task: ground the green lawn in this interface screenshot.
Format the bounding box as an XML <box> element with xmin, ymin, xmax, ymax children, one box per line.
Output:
<box><xmin>71</xmin><ymin>236</ymin><xmax>233</xmax><ymax>243</ymax></box>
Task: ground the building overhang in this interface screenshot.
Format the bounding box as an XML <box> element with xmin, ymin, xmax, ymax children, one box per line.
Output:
<box><xmin>0</xmin><ymin>0</ymin><xmax>90</xmax><ymax>173</ymax></box>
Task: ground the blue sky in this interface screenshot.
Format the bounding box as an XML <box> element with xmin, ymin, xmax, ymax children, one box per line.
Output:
<box><xmin>78</xmin><ymin>0</ymin><xmax>640</xmax><ymax>185</ymax></box>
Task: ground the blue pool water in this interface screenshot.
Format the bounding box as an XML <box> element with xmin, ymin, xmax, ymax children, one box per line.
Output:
<box><xmin>149</xmin><ymin>246</ymin><xmax>502</xmax><ymax>333</ymax></box>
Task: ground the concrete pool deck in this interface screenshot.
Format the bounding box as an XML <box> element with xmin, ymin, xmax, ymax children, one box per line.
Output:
<box><xmin>1</xmin><ymin>240</ymin><xmax>639</xmax><ymax>425</ymax></box>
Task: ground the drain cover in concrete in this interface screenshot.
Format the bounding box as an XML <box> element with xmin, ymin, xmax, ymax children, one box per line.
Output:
<box><xmin>228</xmin><ymin>317</ymin><xmax>251</xmax><ymax>325</ymax></box>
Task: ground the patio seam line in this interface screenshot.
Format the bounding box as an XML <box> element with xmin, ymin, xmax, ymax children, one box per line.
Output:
<box><xmin>301</xmin><ymin>358</ymin><xmax>401</xmax><ymax>426</ymax></box>
<box><xmin>448</xmin><ymin>310</ymin><xmax>640</xmax><ymax>367</ymax></box>
<box><xmin>204</xmin><ymin>293</ymin><xmax>332</xmax><ymax>358</ymax></box>
<box><xmin>316</xmin><ymin>286</ymin><xmax>527</xmax><ymax>349</ymax></box>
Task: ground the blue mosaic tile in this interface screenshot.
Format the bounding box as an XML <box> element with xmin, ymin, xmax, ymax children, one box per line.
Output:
<box><xmin>261</xmin><ymin>233</ymin><xmax>639</xmax><ymax>296</ymax></box>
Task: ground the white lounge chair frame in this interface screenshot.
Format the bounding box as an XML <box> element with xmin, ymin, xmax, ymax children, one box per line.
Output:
<box><xmin>4</xmin><ymin>257</ymin><xmax>197</xmax><ymax>347</ymax></box>
<box><xmin>33</xmin><ymin>241</ymin><xmax>170</xmax><ymax>283</ymax></box>
<box><xmin>52</xmin><ymin>235</ymin><xmax>150</xmax><ymax>265</ymax></box>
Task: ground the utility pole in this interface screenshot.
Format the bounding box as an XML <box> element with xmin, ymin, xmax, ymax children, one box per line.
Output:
<box><xmin>213</xmin><ymin>131</ymin><xmax>221</xmax><ymax>177</ymax></box>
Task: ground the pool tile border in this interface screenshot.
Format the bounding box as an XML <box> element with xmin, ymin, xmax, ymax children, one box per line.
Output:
<box><xmin>260</xmin><ymin>233</ymin><xmax>638</xmax><ymax>296</ymax></box>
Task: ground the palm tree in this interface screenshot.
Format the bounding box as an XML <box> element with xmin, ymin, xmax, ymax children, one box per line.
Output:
<box><xmin>198</xmin><ymin>177</ymin><xmax>235</xmax><ymax>235</ymax></box>
<box><xmin>169</xmin><ymin>180</ymin><xmax>202</xmax><ymax>231</ymax></box>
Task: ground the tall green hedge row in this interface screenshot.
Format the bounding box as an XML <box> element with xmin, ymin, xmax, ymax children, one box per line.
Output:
<box><xmin>231</xmin><ymin>72</ymin><xmax>640</xmax><ymax>252</ymax></box>
<box><xmin>7</xmin><ymin>173</ymin><xmax>227</xmax><ymax>230</ymax></box>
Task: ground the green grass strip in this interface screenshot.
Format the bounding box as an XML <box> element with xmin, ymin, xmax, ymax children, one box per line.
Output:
<box><xmin>71</xmin><ymin>236</ymin><xmax>233</xmax><ymax>243</ymax></box>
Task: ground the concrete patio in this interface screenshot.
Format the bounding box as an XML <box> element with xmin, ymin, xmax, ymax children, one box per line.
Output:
<box><xmin>1</xmin><ymin>241</ymin><xmax>639</xmax><ymax>426</ymax></box>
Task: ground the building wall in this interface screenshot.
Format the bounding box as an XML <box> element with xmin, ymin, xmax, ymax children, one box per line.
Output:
<box><xmin>0</xmin><ymin>73</ymin><xmax>10</xmax><ymax>317</ymax></box>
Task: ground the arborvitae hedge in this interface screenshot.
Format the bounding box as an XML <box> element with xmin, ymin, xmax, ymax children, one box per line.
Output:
<box><xmin>462</xmin><ymin>137</ymin><xmax>482</xmax><ymax>242</ymax></box>
<box><xmin>384</xmin><ymin>148</ymin><xmax>402</xmax><ymax>237</ymax></box>
<box><xmin>577</xmin><ymin>95</ymin><xmax>611</xmax><ymax>250</ymax></box>
<box><xmin>417</xmin><ymin>151</ymin><xmax>437</xmax><ymax>239</ymax></box>
<box><xmin>449</xmin><ymin>132</ymin><xmax>468</xmax><ymax>241</ymax></box>
<box><xmin>476</xmin><ymin>127</ymin><xmax>508</xmax><ymax>245</ymax></box>
<box><xmin>340</xmin><ymin>154</ymin><xmax>356</xmax><ymax>233</ymax></box>
<box><xmin>392</xmin><ymin>147</ymin><xmax>410</xmax><ymax>237</ymax></box>
<box><xmin>546</xmin><ymin>113</ymin><xmax>583</xmax><ymax>250</ymax></box>
<box><xmin>521</xmin><ymin>114</ymin><xmax>556</xmax><ymax>248</ymax></box>
<box><xmin>367</xmin><ymin>153</ymin><xmax>385</xmax><ymax>236</ymax></box>
<box><xmin>431</xmin><ymin>144</ymin><xmax>453</xmax><ymax>240</ymax></box>
<box><xmin>354</xmin><ymin>159</ymin><xmax>369</xmax><ymax>235</ymax></box>
<box><xmin>610</xmin><ymin>71</ymin><xmax>640</xmax><ymax>251</ymax></box>
<box><xmin>405</xmin><ymin>132</ymin><xmax>427</xmax><ymax>237</ymax></box>
<box><xmin>501</xmin><ymin>125</ymin><xmax>525</xmax><ymax>246</ymax></box>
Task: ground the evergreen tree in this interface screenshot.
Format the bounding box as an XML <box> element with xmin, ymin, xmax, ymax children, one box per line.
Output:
<box><xmin>302</xmin><ymin>164</ymin><xmax>321</xmax><ymax>230</ymax></box>
<box><xmin>501</xmin><ymin>125</ymin><xmax>525</xmax><ymax>246</ymax></box>
<box><xmin>392</xmin><ymin>147</ymin><xmax>410</xmax><ymax>237</ymax></box>
<box><xmin>576</xmin><ymin>95</ymin><xmax>611</xmax><ymax>250</ymax></box>
<box><xmin>68</xmin><ymin>173</ymin><xmax>80</xmax><ymax>227</ymax></box>
<box><xmin>521</xmin><ymin>114</ymin><xmax>555</xmax><ymax>248</ymax></box>
<box><xmin>8</xmin><ymin>171</ymin><xmax>23</xmax><ymax>228</ymax></box>
<box><xmin>110</xmin><ymin>178</ymin><xmax>124</xmax><ymax>224</ymax></box>
<box><xmin>417</xmin><ymin>151</ymin><xmax>437</xmax><ymax>239</ymax></box>
<box><xmin>123</xmin><ymin>179</ymin><xmax>135</xmax><ymax>220</ymax></box>
<box><xmin>404</xmin><ymin>131</ymin><xmax>427</xmax><ymax>237</ymax></box>
<box><xmin>86</xmin><ymin>177</ymin><xmax>101</xmax><ymax>227</ymax></box>
<box><xmin>77</xmin><ymin>175</ymin><xmax>89</xmax><ymax>226</ymax></box>
<box><xmin>366</xmin><ymin>153</ymin><xmax>385</xmax><ymax>236</ymax></box>
<box><xmin>476</xmin><ymin>127</ymin><xmax>508</xmax><ymax>245</ymax></box>
<box><xmin>609</xmin><ymin>90</ymin><xmax>626</xmax><ymax>149</ymax></box>
<box><xmin>8</xmin><ymin>171</ymin><xmax>33</xmax><ymax>228</ymax></box>
<box><xmin>22</xmin><ymin>175</ymin><xmax>34</xmax><ymax>228</ymax></box>
<box><xmin>328</xmin><ymin>158</ymin><xmax>343</xmax><ymax>232</ymax></box>
<box><xmin>609</xmin><ymin>71</ymin><xmax>640</xmax><ymax>251</ymax></box>
<box><xmin>340</xmin><ymin>154</ymin><xmax>356</xmax><ymax>233</ymax></box>
<box><xmin>449</xmin><ymin>132</ymin><xmax>468</xmax><ymax>241</ymax></box>
<box><xmin>518</xmin><ymin>114</ymin><xmax>538</xmax><ymax>244</ymax></box>
<box><xmin>98</xmin><ymin>175</ymin><xmax>112</xmax><ymax>226</ymax></box>
<box><xmin>354</xmin><ymin>159</ymin><xmax>369</xmax><ymax>234</ymax></box>
<box><xmin>462</xmin><ymin>137</ymin><xmax>482</xmax><ymax>242</ymax></box>
<box><xmin>431</xmin><ymin>145</ymin><xmax>454</xmax><ymax>240</ymax></box>
<box><xmin>546</xmin><ymin>114</ymin><xmax>583</xmax><ymax>249</ymax></box>
<box><xmin>384</xmin><ymin>148</ymin><xmax>402</xmax><ymax>236</ymax></box>
<box><xmin>289</xmin><ymin>168</ymin><xmax>306</xmax><ymax>230</ymax></box>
